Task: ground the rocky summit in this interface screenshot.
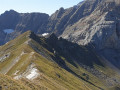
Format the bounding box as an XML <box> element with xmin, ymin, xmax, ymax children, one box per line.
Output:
<box><xmin>0</xmin><ymin>10</ymin><xmax>49</xmax><ymax>45</ymax></box>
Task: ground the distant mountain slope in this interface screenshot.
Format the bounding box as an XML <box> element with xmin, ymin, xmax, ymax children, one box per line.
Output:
<box><xmin>0</xmin><ymin>31</ymin><xmax>120</xmax><ymax>90</ymax></box>
<box><xmin>0</xmin><ymin>10</ymin><xmax>49</xmax><ymax>33</ymax></box>
<box><xmin>58</xmin><ymin>0</ymin><xmax>120</xmax><ymax>69</ymax></box>
<box><xmin>0</xmin><ymin>0</ymin><xmax>107</xmax><ymax>45</ymax></box>
<box><xmin>0</xmin><ymin>10</ymin><xmax>49</xmax><ymax>45</ymax></box>
<box><xmin>0</xmin><ymin>0</ymin><xmax>120</xmax><ymax>49</ymax></box>
<box><xmin>0</xmin><ymin>1</ymin><xmax>85</xmax><ymax>45</ymax></box>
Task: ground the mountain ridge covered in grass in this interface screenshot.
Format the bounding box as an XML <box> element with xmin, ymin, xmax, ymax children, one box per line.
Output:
<box><xmin>0</xmin><ymin>31</ymin><xmax>119</xmax><ymax>90</ymax></box>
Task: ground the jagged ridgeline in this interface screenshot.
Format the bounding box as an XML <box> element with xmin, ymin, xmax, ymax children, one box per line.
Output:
<box><xmin>0</xmin><ymin>31</ymin><xmax>120</xmax><ymax>90</ymax></box>
<box><xmin>106</xmin><ymin>0</ymin><xmax>120</xmax><ymax>5</ymax></box>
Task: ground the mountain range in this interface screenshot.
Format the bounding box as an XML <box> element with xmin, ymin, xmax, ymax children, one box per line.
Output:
<box><xmin>0</xmin><ymin>0</ymin><xmax>120</xmax><ymax>90</ymax></box>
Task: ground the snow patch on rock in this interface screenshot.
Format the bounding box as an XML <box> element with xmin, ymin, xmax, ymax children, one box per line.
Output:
<box><xmin>3</xmin><ymin>29</ymin><xmax>14</xmax><ymax>34</ymax></box>
<box><xmin>14</xmin><ymin>64</ymin><xmax>39</xmax><ymax>80</ymax></box>
<box><xmin>26</xmin><ymin>68</ymin><xmax>39</xmax><ymax>80</ymax></box>
<box><xmin>42</xmin><ymin>33</ymin><xmax>49</xmax><ymax>36</ymax></box>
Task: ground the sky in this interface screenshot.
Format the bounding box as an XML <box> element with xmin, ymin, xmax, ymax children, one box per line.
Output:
<box><xmin>0</xmin><ymin>0</ymin><xmax>83</xmax><ymax>15</ymax></box>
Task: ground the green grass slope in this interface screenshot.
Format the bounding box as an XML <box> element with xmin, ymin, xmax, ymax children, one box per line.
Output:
<box><xmin>0</xmin><ymin>74</ymin><xmax>30</xmax><ymax>90</ymax></box>
<box><xmin>0</xmin><ymin>31</ymin><xmax>119</xmax><ymax>90</ymax></box>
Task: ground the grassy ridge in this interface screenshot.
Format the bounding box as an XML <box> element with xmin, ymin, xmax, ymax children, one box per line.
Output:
<box><xmin>0</xmin><ymin>31</ymin><xmax>120</xmax><ymax>90</ymax></box>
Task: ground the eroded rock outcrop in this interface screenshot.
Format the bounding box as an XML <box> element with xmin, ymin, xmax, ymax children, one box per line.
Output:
<box><xmin>60</xmin><ymin>0</ymin><xmax>120</xmax><ymax>68</ymax></box>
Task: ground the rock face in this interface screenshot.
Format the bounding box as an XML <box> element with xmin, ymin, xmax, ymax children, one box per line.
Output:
<box><xmin>60</xmin><ymin>0</ymin><xmax>120</xmax><ymax>48</ymax></box>
<box><xmin>0</xmin><ymin>10</ymin><xmax>49</xmax><ymax>45</ymax></box>
<box><xmin>59</xmin><ymin>0</ymin><xmax>120</xmax><ymax>68</ymax></box>
<box><xmin>0</xmin><ymin>10</ymin><xmax>49</xmax><ymax>33</ymax></box>
<box><xmin>46</xmin><ymin>7</ymin><xmax>77</xmax><ymax>35</ymax></box>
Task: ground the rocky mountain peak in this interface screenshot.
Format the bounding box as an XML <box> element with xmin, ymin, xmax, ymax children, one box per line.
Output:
<box><xmin>2</xmin><ymin>9</ymin><xmax>18</xmax><ymax>15</ymax></box>
<box><xmin>74</xmin><ymin>1</ymin><xmax>85</xmax><ymax>8</ymax></box>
